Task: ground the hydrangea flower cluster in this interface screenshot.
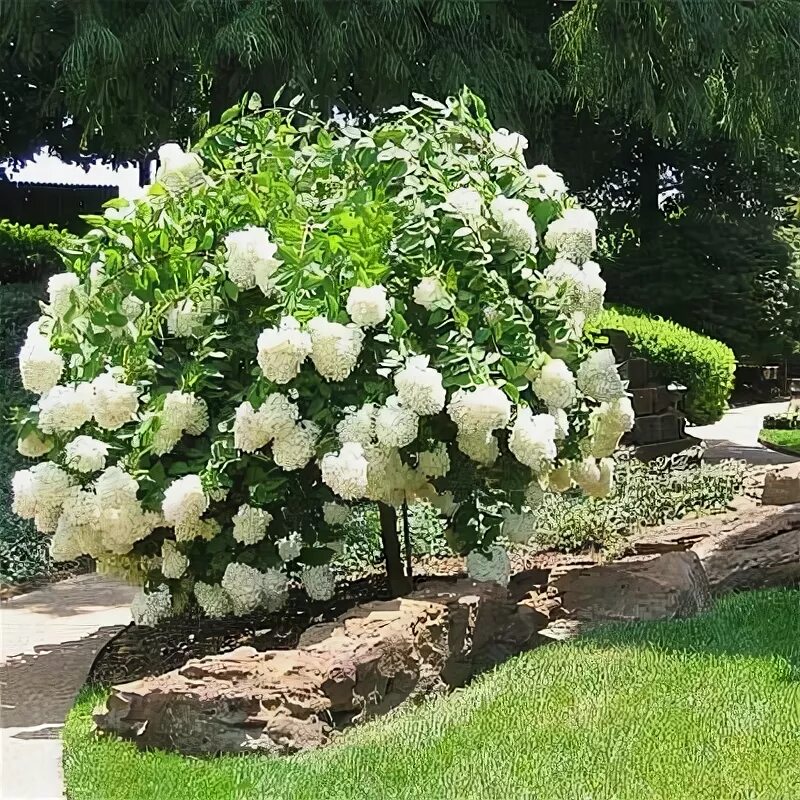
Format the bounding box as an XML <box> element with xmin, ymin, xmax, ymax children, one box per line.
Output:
<box><xmin>10</xmin><ymin>91</ymin><xmax>627</xmax><ymax>616</ymax></box>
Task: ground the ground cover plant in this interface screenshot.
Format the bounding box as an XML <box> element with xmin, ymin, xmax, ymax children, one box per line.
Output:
<box><xmin>9</xmin><ymin>90</ymin><xmax>635</xmax><ymax>620</ymax></box>
<box><xmin>758</xmin><ymin>427</ymin><xmax>800</xmax><ymax>455</ymax></box>
<box><xmin>64</xmin><ymin>589</ymin><xmax>800</xmax><ymax>800</ymax></box>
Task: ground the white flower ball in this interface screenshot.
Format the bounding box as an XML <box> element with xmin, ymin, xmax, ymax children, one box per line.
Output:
<box><xmin>131</xmin><ymin>585</ymin><xmax>173</xmax><ymax>627</ymax></box>
<box><xmin>456</xmin><ymin>430</ymin><xmax>499</xmax><ymax>465</ymax></box>
<box><xmin>577</xmin><ymin>349</ymin><xmax>626</xmax><ymax>402</ymax></box>
<box><xmin>336</xmin><ymin>404</ymin><xmax>376</xmax><ymax>445</ymax></box>
<box><xmin>532</xmin><ymin>359</ymin><xmax>576</xmax><ymax>409</ymax></box>
<box><xmin>92</xmin><ymin>373</ymin><xmax>139</xmax><ymax>430</ymax></box>
<box><xmin>412</xmin><ymin>276</ymin><xmax>449</xmax><ymax>310</ymax></box>
<box><xmin>346</xmin><ymin>285</ymin><xmax>388</xmax><ymax>328</ymax></box>
<box><xmin>232</xmin><ymin>504</ymin><xmax>273</xmax><ymax>545</ymax></box>
<box><xmin>394</xmin><ymin>355</ymin><xmax>446</xmax><ymax>415</ymax></box>
<box><xmin>301</xmin><ymin>565</ymin><xmax>336</xmax><ymax>601</ymax></box>
<box><xmin>547</xmin><ymin>465</ymin><xmax>573</xmax><ymax>493</ymax></box>
<box><xmin>38</xmin><ymin>384</ymin><xmax>94</xmax><ymax>434</ymax></box>
<box><xmin>19</xmin><ymin>331</ymin><xmax>63</xmax><ymax>394</ymax></box>
<box><xmin>572</xmin><ymin>457</ymin><xmax>615</xmax><ymax>498</ymax></box>
<box><xmin>94</xmin><ymin>466</ymin><xmax>139</xmax><ymax>508</ymax></box>
<box><xmin>374</xmin><ymin>396</ymin><xmax>419</xmax><ymax>448</ymax></box>
<box><xmin>17</xmin><ymin>430</ymin><xmax>51</xmax><ymax>458</ymax></box>
<box><xmin>194</xmin><ymin>582</ymin><xmax>233</xmax><ymax>618</ymax></box>
<box><xmin>261</xmin><ymin>567</ymin><xmax>289</xmax><ymax>613</ymax></box>
<box><xmin>490</xmin><ymin>196</ymin><xmax>539</xmax><ymax>253</ymax></box>
<box><xmin>166</xmin><ymin>298</ymin><xmax>204</xmax><ymax>337</ymax></box>
<box><xmin>508</xmin><ymin>408</ymin><xmax>557</xmax><ymax>473</ymax></box>
<box><xmin>233</xmin><ymin>401</ymin><xmax>269</xmax><ymax>453</ymax></box>
<box><xmin>528</xmin><ymin>164</ymin><xmax>567</xmax><ymax>198</ymax></box>
<box><xmin>466</xmin><ymin>545</ymin><xmax>511</xmax><ymax>586</ymax></box>
<box><xmin>308</xmin><ymin>317</ymin><xmax>364</xmax><ymax>381</ymax></box>
<box><xmin>321</xmin><ymin>442</ymin><xmax>369</xmax><ymax>499</ymax></box>
<box><xmin>323</xmin><ymin>502</ymin><xmax>351</xmax><ymax>527</ymax></box>
<box><xmin>277</xmin><ymin>531</ymin><xmax>303</xmax><ymax>562</ymax></box>
<box><xmin>160</xmin><ymin>540</ymin><xmax>189</xmax><ymax>579</ymax></box>
<box><xmin>224</xmin><ymin>225</ymin><xmax>282</xmax><ymax>292</ymax></box>
<box><xmin>444</xmin><ymin>187</ymin><xmax>482</xmax><ymax>218</ymax></box>
<box><xmin>156</xmin><ymin>143</ymin><xmax>204</xmax><ymax>194</ymax></box>
<box><xmin>544</xmin><ymin>207</ymin><xmax>598</xmax><ymax>264</ymax></box>
<box><xmin>430</xmin><ymin>491</ymin><xmax>459</xmax><ymax>517</ymax></box>
<box><xmin>271</xmin><ymin>420</ymin><xmax>319</xmax><ymax>471</ymax></box>
<box><xmin>48</xmin><ymin>273</ymin><xmax>81</xmax><ymax>318</ymax></box>
<box><xmin>502</xmin><ymin>510</ymin><xmax>536</xmax><ymax>544</ymax></box>
<box><xmin>257</xmin><ymin>316</ymin><xmax>312</xmax><ymax>384</ymax></box>
<box><xmin>417</xmin><ymin>443</ymin><xmax>450</xmax><ymax>478</ymax></box>
<box><xmin>162</xmin><ymin>474</ymin><xmax>208</xmax><ymax>526</ymax></box>
<box><xmin>221</xmin><ymin>562</ymin><xmax>265</xmax><ymax>615</ymax></box>
<box><xmin>490</xmin><ymin>128</ymin><xmax>528</xmax><ymax>159</ymax></box>
<box><xmin>64</xmin><ymin>436</ymin><xmax>109</xmax><ymax>473</ymax></box>
<box><xmin>447</xmin><ymin>385</ymin><xmax>511</xmax><ymax>435</ymax></box>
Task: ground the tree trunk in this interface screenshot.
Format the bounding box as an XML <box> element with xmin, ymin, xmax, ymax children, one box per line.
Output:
<box><xmin>639</xmin><ymin>130</ymin><xmax>661</xmax><ymax>245</ymax></box>
<box><xmin>378</xmin><ymin>503</ymin><xmax>412</xmax><ymax>597</ymax></box>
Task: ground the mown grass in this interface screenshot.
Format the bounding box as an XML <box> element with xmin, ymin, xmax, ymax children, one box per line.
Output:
<box><xmin>64</xmin><ymin>590</ymin><xmax>800</xmax><ymax>800</ymax></box>
<box><xmin>759</xmin><ymin>427</ymin><xmax>800</xmax><ymax>455</ymax></box>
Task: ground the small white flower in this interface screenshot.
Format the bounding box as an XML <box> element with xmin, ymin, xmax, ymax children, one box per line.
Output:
<box><xmin>18</xmin><ymin>330</ymin><xmax>63</xmax><ymax>394</ymax></box>
<box><xmin>160</xmin><ymin>540</ymin><xmax>189</xmax><ymax>579</ymax></box>
<box><xmin>443</xmin><ymin>187</ymin><xmax>482</xmax><ymax>218</ymax></box>
<box><xmin>466</xmin><ymin>545</ymin><xmax>510</xmax><ymax>586</ymax></box>
<box><xmin>528</xmin><ymin>164</ymin><xmax>567</xmax><ymax>198</ymax></box>
<box><xmin>447</xmin><ymin>385</ymin><xmax>511</xmax><ymax>435</ymax></box>
<box><xmin>547</xmin><ymin>465</ymin><xmax>573</xmax><ymax>493</ymax></box>
<box><xmin>166</xmin><ymin>298</ymin><xmax>205</xmax><ymax>337</ymax></box>
<box><xmin>38</xmin><ymin>383</ymin><xmax>94</xmax><ymax>434</ymax></box>
<box><xmin>572</xmin><ymin>457</ymin><xmax>615</xmax><ymax>498</ymax></box>
<box><xmin>490</xmin><ymin>128</ymin><xmax>528</xmax><ymax>160</ymax></box>
<box><xmin>156</xmin><ymin>143</ymin><xmax>204</xmax><ymax>194</ymax></box>
<box><xmin>64</xmin><ymin>436</ymin><xmax>109</xmax><ymax>473</ymax></box>
<box><xmin>92</xmin><ymin>373</ymin><xmax>140</xmax><ymax>430</ymax></box>
<box><xmin>301</xmin><ymin>565</ymin><xmax>336</xmax><ymax>601</ymax></box>
<box><xmin>576</xmin><ymin>349</ymin><xmax>626</xmax><ymax>402</ymax></box>
<box><xmin>232</xmin><ymin>504</ymin><xmax>273</xmax><ymax>545</ymax></box>
<box><xmin>17</xmin><ymin>430</ymin><xmax>51</xmax><ymax>458</ymax></box>
<box><xmin>508</xmin><ymin>408</ymin><xmax>557</xmax><ymax>474</ymax></box>
<box><xmin>224</xmin><ymin>225</ymin><xmax>282</xmax><ymax>292</ymax></box>
<box><xmin>94</xmin><ymin>466</ymin><xmax>139</xmax><ymax>508</ymax></box>
<box><xmin>194</xmin><ymin>582</ymin><xmax>233</xmax><ymax>618</ymax></box>
<box><xmin>346</xmin><ymin>285</ymin><xmax>388</xmax><ymax>328</ymax></box>
<box><xmin>532</xmin><ymin>359</ymin><xmax>576</xmax><ymax>409</ymax></box>
<box><xmin>277</xmin><ymin>531</ymin><xmax>303</xmax><ymax>561</ymax></box>
<box><xmin>490</xmin><ymin>196</ymin><xmax>538</xmax><ymax>253</ymax></box>
<box><xmin>544</xmin><ymin>207</ymin><xmax>598</xmax><ymax>264</ymax></box>
<box><xmin>336</xmin><ymin>404</ymin><xmax>376</xmax><ymax>445</ymax></box>
<box><xmin>48</xmin><ymin>273</ymin><xmax>82</xmax><ymax>318</ymax></box>
<box><xmin>394</xmin><ymin>355</ymin><xmax>446</xmax><ymax>415</ymax></box>
<box><xmin>162</xmin><ymin>475</ymin><xmax>208</xmax><ymax>526</ymax></box>
<box><xmin>412</xmin><ymin>276</ymin><xmax>450</xmax><ymax>310</ymax></box>
<box><xmin>456</xmin><ymin>430</ymin><xmax>499</xmax><ymax>465</ymax></box>
<box><xmin>131</xmin><ymin>584</ymin><xmax>173</xmax><ymax>627</ymax></box>
<box><xmin>375</xmin><ymin>396</ymin><xmax>419</xmax><ymax>448</ymax></box>
<box><xmin>321</xmin><ymin>442</ymin><xmax>369</xmax><ymax>499</ymax></box>
<box><xmin>308</xmin><ymin>316</ymin><xmax>364</xmax><ymax>381</ymax></box>
<box><xmin>271</xmin><ymin>420</ymin><xmax>319</xmax><ymax>471</ymax></box>
<box><xmin>257</xmin><ymin>317</ymin><xmax>312</xmax><ymax>384</ymax></box>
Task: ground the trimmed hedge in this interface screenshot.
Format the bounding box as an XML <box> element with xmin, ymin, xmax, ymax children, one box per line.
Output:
<box><xmin>594</xmin><ymin>307</ymin><xmax>736</xmax><ymax>425</ymax></box>
<box><xmin>762</xmin><ymin>412</ymin><xmax>800</xmax><ymax>430</ymax></box>
<box><xmin>0</xmin><ymin>220</ymin><xmax>72</xmax><ymax>284</ymax></box>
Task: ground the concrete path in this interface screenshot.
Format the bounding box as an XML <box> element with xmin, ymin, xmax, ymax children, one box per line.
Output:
<box><xmin>1</xmin><ymin>574</ymin><xmax>136</xmax><ymax>800</ymax></box>
<box><xmin>688</xmin><ymin>401</ymin><xmax>799</xmax><ymax>464</ymax></box>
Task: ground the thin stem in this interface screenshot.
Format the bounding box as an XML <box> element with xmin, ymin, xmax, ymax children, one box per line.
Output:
<box><xmin>401</xmin><ymin>500</ymin><xmax>413</xmax><ymax>581</ymax></box>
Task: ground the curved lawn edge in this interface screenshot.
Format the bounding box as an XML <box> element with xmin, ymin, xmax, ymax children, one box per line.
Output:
<box><xmin>64</xmin><ymin>590</ymin><xmax>800</xmax><ymax>800</ymax></box>
<box><xmin>758</xmin><ymin>429</ymin><xmax>800</xmax><ymax>458</ymax></box>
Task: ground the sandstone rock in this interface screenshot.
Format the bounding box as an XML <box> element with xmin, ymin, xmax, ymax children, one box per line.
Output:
<box><xmin>94</xmin><ymin>579</ymin><xmax>545</xmax><ymax>755</ymax></box>
<box><xmin>761</xmin><ymin>463</ymin><xmax>800</xmax><ymax>506</ymax></box>
<box><xmin>691</xmin><ymin>504</ymin><xmax>800</xmax><ymax>594</ymax></box>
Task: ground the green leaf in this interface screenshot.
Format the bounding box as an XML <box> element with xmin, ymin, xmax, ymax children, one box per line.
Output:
<box><xmin>107</xmin><ymin>312</ymin><xmax>128</xmax><ymax>327</ymax></box>
<box><xmin>224</xmin><ymin>281</ymin><xmax>239</xmax><ymax>301</ymax></box>
<box><xmin>220</xmin><ymin>103</ymin><xmax>241</xmax><ymax>124</ymax></box>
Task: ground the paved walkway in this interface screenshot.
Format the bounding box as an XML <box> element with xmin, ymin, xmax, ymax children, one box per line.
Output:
<box><xmin>1</xmin><ymin>574</ymin><xmax>136</xmax><ymax>800</ymax></box>
<box><xmin>688</xmin><ymin>401</ymin><xmax>799</xmax><ymax>464</ymax></box>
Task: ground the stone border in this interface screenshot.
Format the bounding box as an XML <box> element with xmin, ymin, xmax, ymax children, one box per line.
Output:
<box><xmin>757</xmin><ymin>433</ymin><xmax>800</xmax><ymax>459</ymax></box>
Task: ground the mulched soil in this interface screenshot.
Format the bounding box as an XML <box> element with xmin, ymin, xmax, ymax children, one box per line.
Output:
<box><xmin>87</xmin><ymin>548</ymin><xmax>576</xmax><ymax>687</ymax></box>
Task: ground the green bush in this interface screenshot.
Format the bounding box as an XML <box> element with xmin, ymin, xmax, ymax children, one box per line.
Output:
<box><xmin>0</xmin><ymin>282</ymin><xmax>52</xmax><ymax>582</ymax></box>
<box><xmin>594</xmin><ymin>306</ymin><xmax>736</xmax><ymax>425</ymax></box>
<box><xmin>0</xmin><ymin>220</ymin><xmax>73</xmax><ymax>284</ymax></box>
<box><xmin>762</xmin><ymin>412</ymin><xmax>800</xmax><ymax>430</ymax></box>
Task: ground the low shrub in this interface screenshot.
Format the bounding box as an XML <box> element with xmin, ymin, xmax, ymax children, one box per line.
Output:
<box><xmin>0</xmin><ymin>220</ymin><xmax>73</xmax><ymax>284</ymax></box>
<box><xmin>758</xmin><ymin>427</ymin><xmax>800</xmax><ymax>455</ymax></box>
<box><xmin>594</xmin><ymin>306</ymin><xmax>736</xmax><ymax>425</ymax></box>
<box><xmin>762</xmin><ymin>411</ymin><xmax>800</xmax><ymax>430</ymax></box>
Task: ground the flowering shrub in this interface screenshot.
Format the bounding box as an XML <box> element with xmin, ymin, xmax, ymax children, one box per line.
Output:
<box><xmin>10</xmin><ymin>89</ymin><xmax>630</xmax><ymax>623</ymax></box>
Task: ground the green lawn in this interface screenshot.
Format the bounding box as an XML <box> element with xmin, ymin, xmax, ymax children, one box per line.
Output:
<box><xmin>64</xmin><ymin>590</ymin><xmax>800</xmax><ymax>800</ymax></box>
<box><xmin>759</xmin><ymin>427</ymin><xmax>800</xmax><ymax>455</ymax></box>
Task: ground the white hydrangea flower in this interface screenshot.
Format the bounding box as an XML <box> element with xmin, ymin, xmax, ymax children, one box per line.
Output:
<box><xmin>572</xmin><ymin>457</ymin><xmax>615</xmax><ymax>498</ymax></box>
<box><xmin>456</xmin><ymin>430</ymin><xmax>499</xmax><ymax>465</ymax></box>
<box><xmin>92</xmin><ymin>373</ymin><xmax>139</xmax><ymax>430</ymax></box>
<box><xmin>412</xmin><ymin>276</ymin><xmax>449</xmax><ymax>310</ymax></box>
<box><xmin>233</xmin><ymin>396</ymin><xmax>298</xmax><ymax>453</ymax></box>
<box><xmin>257</xmin><ymin>316</ymin><xmax>312</xmax><ymax>384</ymax></box>
<box><xmin>551</xmin><ymin>407</ymin><xmax>570</xmax><ymax>440</ymax></box>
<box><xmin>532</xmin><ymin>359</ymin><xmax>576</xmax><ymax>409</ymax></box>
<box><xmin>99</xmin><ymin>501</ymin><xmax>161</xmax><ymax>554</ymax></box>
<box><xmin>544</xmin><ymin>207</ymin><xmax>598</xmax><ymax>264</ymax></box>
<box><xmin>94</xmin><ymin>466</ymin><xmax>139</xmax><ymax>508</ymax></box>
<box><xmin>576</xmin><ymin>349</ymin><xmax>626</xmax><ymax>402</ymax></box>
<box><xmin>336</xmin><ymin>403</ymin><xmax>376</xmax><ymax>445</ymax></box>
<box><xmin>490</xmin><ymin>128</ymin><xmax>528</xmax><ymax>160</ymax></box>
<box><xmin>104</xmin><ymin>185</ymin><xmax>145</xmax><ymax>221</ymax></box>
<box><xmin>326</xmin><ymin>539</ymin><xmax>345</xmax><ymax>556</ymax></box>
<box><xmin>301</xmin><ymin>565</ymin><xmax>336</xmax><ymax>601</ymax></box>
<box><xmin>528</xmin><ymin>164</ymin><xmax>567</xmax><ymax>198</ymax></box>
<box><xmin>162</xmin><ymin>474</ymin><xmax>208</xmax><ymax>526</ymax></box>
<box><xmin>163</xmin><ymin>391</ymin><xmax>209</xmax><ymax>436</ymax></box>
<box><xmin>121</xmin><ymin>295</ymin><xmax>145</xmax><ymax>322</ymax></box>
<box><xmin>11</xmin><ymin>462</ymin><xmax>73</xmax><ymax>520</ymax></box>
<box><xmin>131</xmin><ymin>584</ymin><xmax>173</xmax><ymax>627</ymax></box>
<box><xmin>38</xmin><ymin>384</ymin><xmax>94</xmax><ymax>434</ymax></box>
<box><xmin>194</xmin><ymin>582</ymin><xmax>233</xmax><ymax>618</ymax></box>
<box><xmin>232</xmin><ymin>503</ymin><xmax>272</xmax><ymax>545</ymax></box>
<box><xmin>321</xmin><ymin>442</ymin><xmax>369</xmax><ymax>499</ymax></box>
<box><xmin>277</xmin><ymin>531</ymin><xmax>303</xmax><ymax>561</ymax></box>
<box><xmin>156</xmin><ymin>143</ymin><xmax>204</xmax><ymax>194</ymax></box>
<box><xmin>502</xmin><ymin>510</ymin><xmax>536</xmax><ymax>544</ymax></box>
<box><xmin>261</xmin><ymin>567</ymin><xmax>290</xmax><ymax>613</ymax></box>
<box><xmin>374</xmin><ymin>396</ymin><xmax>419</xmax><ymax>448</ymax></box>
<box><xmin>51</xmin><ymin>505</ymin><xmax>103</xmax><ymax>561</ymax></box>
<box><xmin>547</xmin><ymin>464</ymin><xmax>573</xmax><ymax>493</ymax></box>
<box><xmin>346</xmin><ymin>285</ymin><xmax>388</xmax><ymax>328</ymax></box>
<box><xmin>174</xmin><ymin>516</ymin><xmax>220</xmax><ymax>543</ymax></box>
<box><xmin>64</xmin><ymin>436</ymin><xmax>109</xmax><ymax>473</ymax></box>
<box><xmin>323</xmin><ymin>502</ymin><xmax>351</xmax><ymax>527</ymax></box>
<box><xmin>543</xmin><ymin>258</ymin><xmax>605</xmax><ymax>320</ymax></box>
<box><xmin>443</xmin><ymin>187</ymin><xmax>482</xmax><ymax>218</ymax></box>
<box><xmin>166</xmin><ymin>298</ymin><xmax>205</xmax><ymax>337</ymax></box>
<box><xmin>160</xmin><ymin>540</ymin><xmax>189</xmax><ymax>579</ymax></box>
<box><xmin>19</xmin><ymin>330</ymin><xmax>63</xmax><ymax>394</ymax></box>
<box><xmin>224</xmin><ymin>225</ymin><xmax>282</xmax><ymax>292</ymax></box>
<box><xmin>47</xmin><ymin>273</ymin><xmax>82</xmax><ymax>318</ymax></box>
<box><xmin>447</xmin><ymin>385</ymin><xmax>511</xmax><ymax>435</ymax></box>
<box><xmin>525</xmin><ymin>480</ymin><xmax>545</xmax><ymax>508</ymax></box>
<box><xmin>490</xmin><ymin>196</ymin><xmax>538</xmax><ymax>253</ymax></box>
<box><xmin>221</xmin><ymin>562</ymin><xmax>265</xmax><ymax>615</ymax></box>
<box><xmin>466</xmin><ymin>545</ymin><xmax>511</xmax><ymax>586</ymax></box>
<box><xmin>17</xmin><ymin>430</ymin><xmax>51</xmax><ymax>458</ymax></box>
<box><xmin>272</xmin><ymin>420</ymin><xmax>319</xmax><ymax>471</ymax></box>
<box><xmin>308</xmin><ymin>316</ymin><xmax>364</xmax><ymax>381</ymax></box>
<box><xmin>394</xmin><ymin>355</ymin><xmax>446</xmax><ymax>415</ymax></box>
<box><xmin>417</xmin><ymin>443</ymin><xmax>450</xmax><ymax>478</ymax></box>
<box><xmin>509</xmin><ymin>408</ymin><xmax>557</xmax><ymax>473</ymax></box>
